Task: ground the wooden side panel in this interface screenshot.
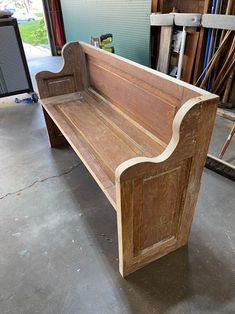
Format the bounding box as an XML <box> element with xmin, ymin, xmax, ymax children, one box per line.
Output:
<box><xmin>117</xmin><ymin>158</ymin><xmax>192</xmax><ymax>277</ymax></box>
<box><xmin>116</xmin><ymin>96</ymin><xmax>218</xmax><ymax>277</ymax></box>
<box><xmin>177</xmin><ymin>97</ymin><xmax>218</xmax><ymax>245</ymax></box>
<box><xmin>36</xmin><ymin>42</ymin><xmax>88</xmax><ymax>147</ymax></box>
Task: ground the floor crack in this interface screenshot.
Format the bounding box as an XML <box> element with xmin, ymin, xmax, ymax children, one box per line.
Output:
<box><xmin>0</xmin><ymin>162</ymin><xmax>82</xmax><ymax>201</ymax></box>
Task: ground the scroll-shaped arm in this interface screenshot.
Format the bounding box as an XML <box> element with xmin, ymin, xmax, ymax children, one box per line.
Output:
<box><xmin>35</xmin><ymin>42</ymin><xmax>89</xmax><ymax>147</ymax></box>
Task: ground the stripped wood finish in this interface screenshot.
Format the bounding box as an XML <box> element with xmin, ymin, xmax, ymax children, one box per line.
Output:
<box><xmin>36</xmin><ymin>42</ymin><xmax>218</xmax><ymax>277</ymax></box>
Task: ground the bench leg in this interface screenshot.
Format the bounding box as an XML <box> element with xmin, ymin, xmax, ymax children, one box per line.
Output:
<box><xmin>43</xmin><ymin>108</ymin><xmax>67</xmax><ymax>147</ymax></box>
<box><xmin>116</xmin><ymin>159</ymin><xmax>193</xmax><ymax>277</ymax></box>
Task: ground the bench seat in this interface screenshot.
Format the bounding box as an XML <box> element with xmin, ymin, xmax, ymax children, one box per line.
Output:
<box><xmin>41</xmin><ymin>89</ymin><xmax>166</xmax><ymax>208</ymax></box>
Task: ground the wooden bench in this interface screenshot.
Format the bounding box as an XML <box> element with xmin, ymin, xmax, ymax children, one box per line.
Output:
<box><xmin>36</xmin><ymin>42</ymin><xmax>218</xmax><ymax>277</ymax></box>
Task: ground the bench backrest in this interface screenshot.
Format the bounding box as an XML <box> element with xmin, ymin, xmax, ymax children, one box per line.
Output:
<box><xmin>81</xmin><ymin>42</ymin><xmax>202</xmax><ymax>144</ymax></box>
<box><xmin>36</xmin><ymin>42</ymin><xmax>205</xmax><ymax>145</ymax></box>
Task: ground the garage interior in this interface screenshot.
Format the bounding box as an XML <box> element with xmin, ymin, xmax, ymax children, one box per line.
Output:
<box><xmin>0</xmin><ymin>0</ymin><xmax>234</xmax><ymax>313</ymax></box>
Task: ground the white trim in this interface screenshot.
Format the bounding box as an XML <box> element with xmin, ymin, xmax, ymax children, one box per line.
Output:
<box><xmin>202</xmin><ymin>14</ymin><xmax>235</xmax><ymax>30</ymax></box>
<box><xmin>150</xmin><ymin>13</ymin><xmax>174</xmax><ymax>26</ymax></box>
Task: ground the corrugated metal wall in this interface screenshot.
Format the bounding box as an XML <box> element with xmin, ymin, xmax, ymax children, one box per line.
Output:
<box><xmin>60</xmin><ymin>0</ymin><xmax>151</xmax><ymax>66</ymax></box>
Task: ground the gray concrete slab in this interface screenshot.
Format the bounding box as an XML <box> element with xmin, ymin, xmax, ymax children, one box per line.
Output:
<box><xmin>23</xmin><ymin>43</ymin><xmax>51</xmax><ymax>62</ymax></box>
<box><xmin>0</xmin><ymin>56</ymin><xmax>234</xmax><ymax>314</ymax></box>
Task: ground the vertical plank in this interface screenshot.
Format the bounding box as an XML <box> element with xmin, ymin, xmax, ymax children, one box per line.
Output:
<box><xmin>181</xmin><ymin>31</ymin><xmax>199</xmax><ymax>83</ymax></box>
<box><xmin>151</xmin><ymin>0</ymin><xmax>158</xmax><ymax>13</ymax></box>
<box><xmin>157</xmin><ymin>26</ymin><xmax>173</xmax><ymax>74</ymax></box>
<box><xmin>159</xmin><ymin>0</ymin><xmax>164</xmax><ymax>12</ymax></box>
<box><xmin>193</xmin><ymin>0</ymin><xmax>211</xmax><ymax>84</ymax></box>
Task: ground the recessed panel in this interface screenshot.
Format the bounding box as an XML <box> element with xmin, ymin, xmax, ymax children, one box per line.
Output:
<box><xmin>133</xmin><ymin>165</ymin><xmax>188</xmax><ymax>255</ymax></box>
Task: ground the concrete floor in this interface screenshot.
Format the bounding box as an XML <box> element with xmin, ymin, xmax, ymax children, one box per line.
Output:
<box><xmin>0</xmin><ymin>55</ymin><xmax>234</xmax><ymax>314</ymax></box>
<box><xmin>23</xmin><ymin>43</ymin><xmax>51</xmax><ymax>62</ymax></box>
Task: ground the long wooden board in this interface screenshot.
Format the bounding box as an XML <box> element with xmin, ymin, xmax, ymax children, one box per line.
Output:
<box><xmin>157</xmin><ymin>26</ymin><xmax>173</xmax><ymax>75</ymax></box>
<box><xmin>181</xmin><ymin>31</ymin><xmax>200</xmax><ymax>83</ymax></box>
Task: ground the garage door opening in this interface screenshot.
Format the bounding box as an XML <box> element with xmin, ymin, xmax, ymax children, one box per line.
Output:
<box><xmin>1</xmin><ymin>0</ymin><xmax>66</xmax><ymax>60</ymax></box>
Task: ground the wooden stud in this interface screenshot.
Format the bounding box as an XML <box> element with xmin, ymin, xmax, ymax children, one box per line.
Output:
<box><xmin>159</xmin><ymin>0</ymin><xmax>164</xmax><ymax>13</ymax></box>
<box><xmin>157</xmin><ymin>26</ymin><xmax>173</xmax><ymax>74</ymax></box>
<box><xmin>151</xmin><ymin>0</ymin><xmax>158</xmax><ymax>13</ymax></box>
<box><xmin>181</xmin><ymin>31</ymin><xmax>199</xmax><ymax>83</ymax></box>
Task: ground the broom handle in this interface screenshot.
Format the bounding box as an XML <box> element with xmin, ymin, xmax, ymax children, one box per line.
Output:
<box><xmin>219</xmin><ymin>123</ymin><xmax>235</xmax><ymax>159</ymax></box>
